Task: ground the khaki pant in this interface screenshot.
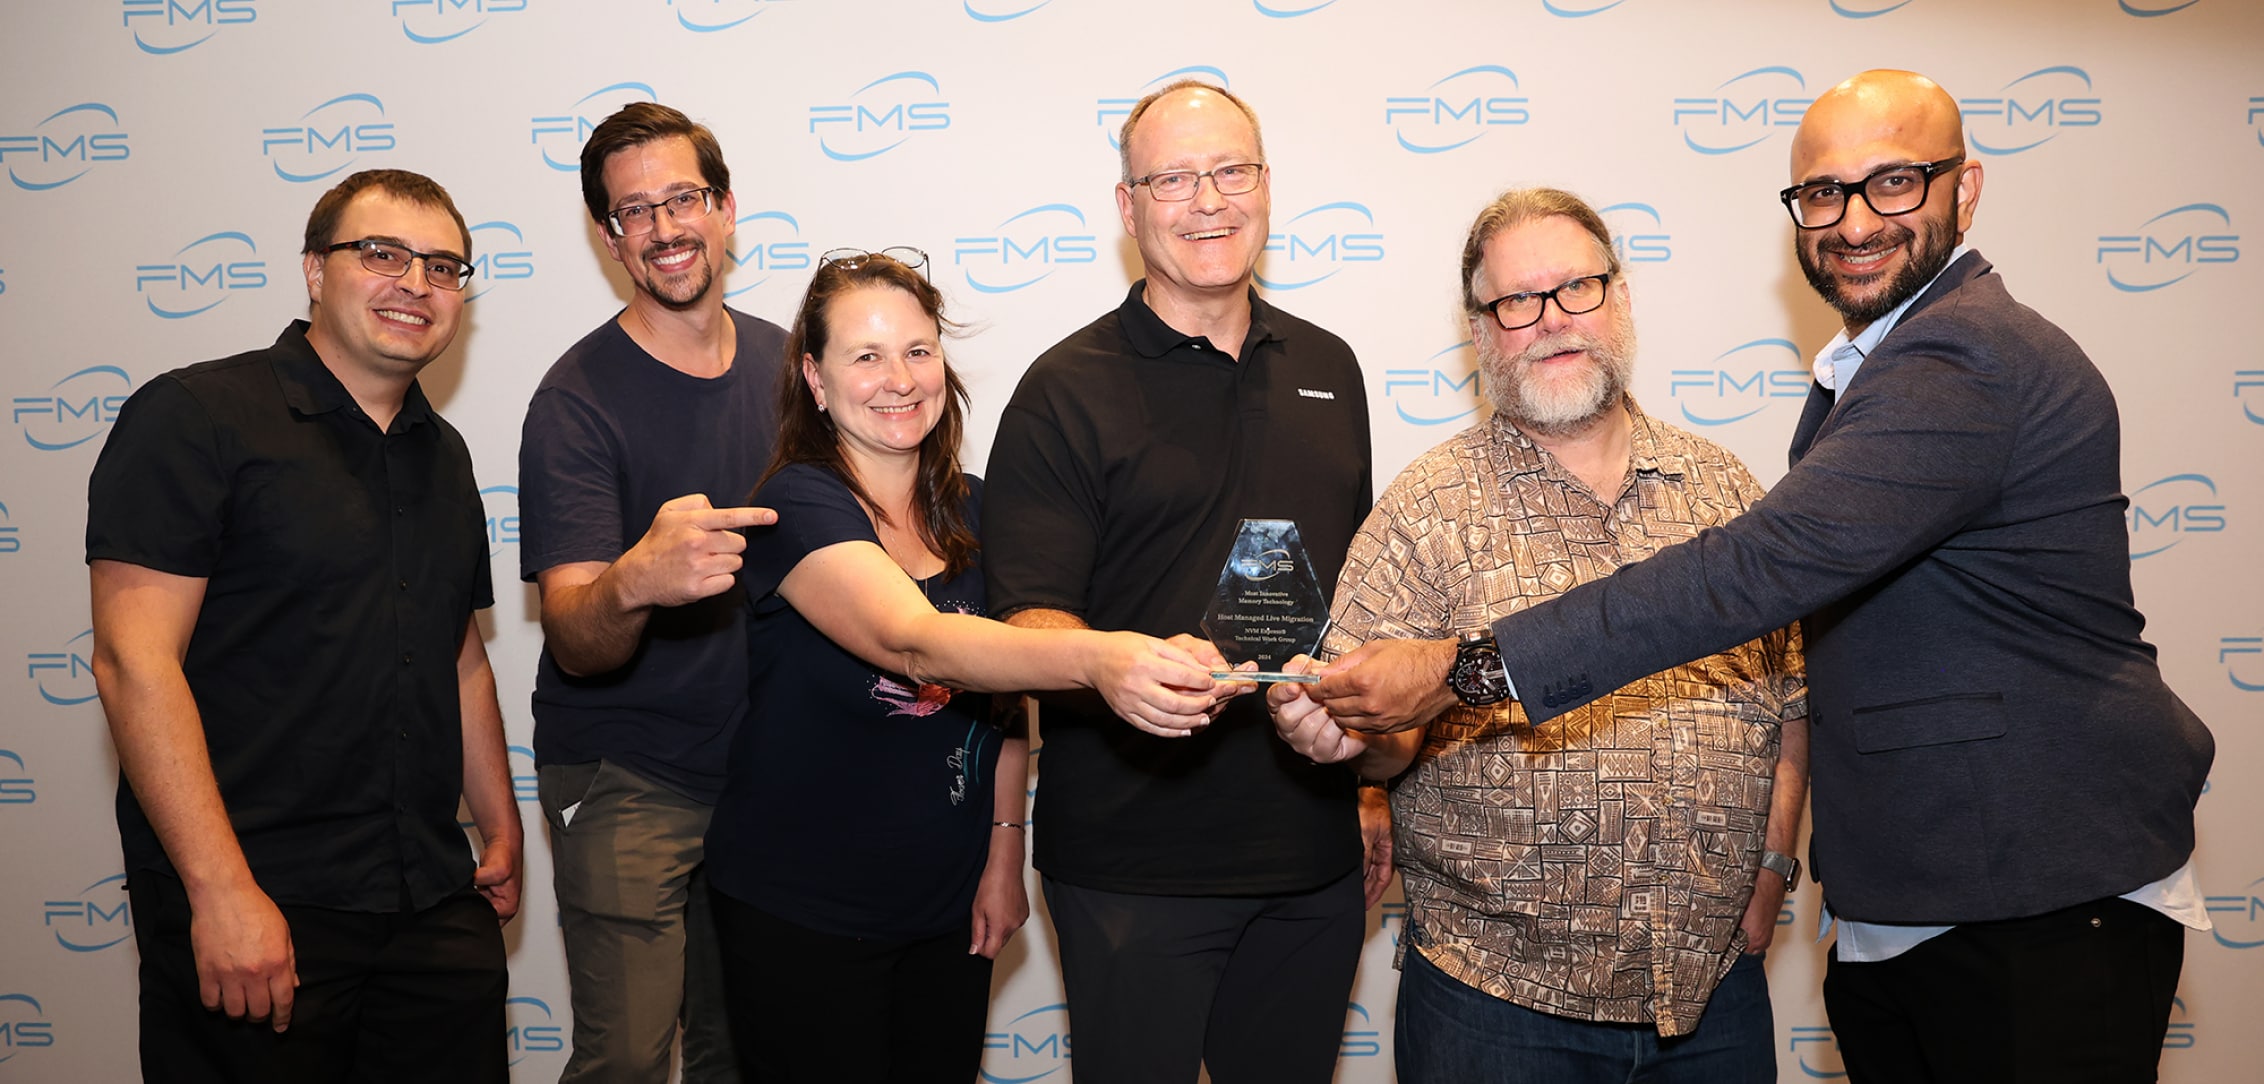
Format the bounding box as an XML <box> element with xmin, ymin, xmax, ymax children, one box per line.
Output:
<box><xmin>539</xmin><ymin>759</ymin><xmax>738</xmax><ymax>1084</ymax></box>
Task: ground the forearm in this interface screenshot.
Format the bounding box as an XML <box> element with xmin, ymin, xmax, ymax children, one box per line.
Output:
<box><xmin>455</xmin><ymin>628</ymin><xmax>521</xmax><ymax>854</ymax></box>
<box><xmin>1764</xmin><ymin>716</ymin><xmax>1811</xmax><ymax>857</ymax></box>
<box><xmin>538</xmin><ymin>567</ymin><xmax>652</xmax><ymax>676</ymax></box>
<box><xmin>988</xmin><ymin>733</ymin><xmax>1030</xmax><ymax>856</ymax></box>
<box><xmin>96</xmin><ymin>652</ymin><xmax>256</xmax><ymax>898</ymax></box>
<box><xmin>894</xmin><ymin>612</ymin><xmax>1113</xmax><ymax>695</ymax></box>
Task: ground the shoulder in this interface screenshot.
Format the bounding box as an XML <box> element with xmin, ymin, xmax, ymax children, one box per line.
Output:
<box><xmin>1256</xmin><ymin>301</ymin><xmax>1356</xmax><ymax>358</ymax></box>
<box><xmin>727</xmin><ymin>306</ymin><xmax>791</xmax><ymax>364</ymax></box>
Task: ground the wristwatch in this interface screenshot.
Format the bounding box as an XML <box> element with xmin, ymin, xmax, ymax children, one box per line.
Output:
<box><xmin>1447</xmin><ymin>630</ymin><xmax>1512</xmax><ymax>707</ymax></box>
<box><xmin>1759</xmin><ymin>850</ymin><xmax>1802</xmax><ymax>892</ymax></box>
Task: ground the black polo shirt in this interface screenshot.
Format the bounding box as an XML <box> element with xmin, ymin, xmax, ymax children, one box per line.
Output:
<box><xmin>86</xmin><ymin>321</ymin><xmax>493</xmax><ymax>913</ymax></box>
<box><xmin>984</xmin><ymin>283</ymin><xmax>1373</xmax><ymax>895</ymax></box>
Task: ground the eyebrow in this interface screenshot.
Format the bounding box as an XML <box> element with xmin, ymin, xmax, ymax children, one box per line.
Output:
<box><xmin>611</xmin><ymin>181</ymin><xmax>706</xmax><ymax>208</ymax></box>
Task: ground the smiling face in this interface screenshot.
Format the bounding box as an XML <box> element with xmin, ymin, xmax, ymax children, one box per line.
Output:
<box><xmin>598</xmin><ymin>134</ymin><xmax>737</xmax><ymax>312</ymax></box>
<box><xmin>1789</xmin><ymin>71</ymin><xmax>1982</xmax><ymax>332</ymax></box>
<box><xmin>1115</xmin><ymin>87</ymin><xmax>1270</xmax><ymax>311</ymax></box>
<box><xmin>1469</xmin><ymin>214</ymin><xmax>1637</xmax><ymax>438</ymax></box>
<box><xmin>302</xmin><ymin>189</ymin><xmax>467</xmax><ymax>387</ymax></box>
<box><xmin>801</xmin><ymin>284</ymin><xmax>948</xmax><ymax>473</ymax></box>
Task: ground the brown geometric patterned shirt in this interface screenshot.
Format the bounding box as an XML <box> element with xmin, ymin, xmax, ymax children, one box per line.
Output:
<box><xmin>1321</xmin><ymin>400</ymin><xmax>1805</xmax><ymax>1035</ymax></box>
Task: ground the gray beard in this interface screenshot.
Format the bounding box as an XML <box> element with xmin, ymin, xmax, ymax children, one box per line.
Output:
<box><xmin>1478</xmin><ymin>303</ymin><xmax>1637</xmax><ymax>439</ymax></box>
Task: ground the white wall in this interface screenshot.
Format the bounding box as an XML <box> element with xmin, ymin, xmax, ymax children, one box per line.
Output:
<box><xmin>1</xmin><ymin>1</ymin><xmax>2259</xmax><ymax>1080</ymax></box>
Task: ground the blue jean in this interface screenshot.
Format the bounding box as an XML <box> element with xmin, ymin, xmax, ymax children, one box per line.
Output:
<box><xmin>1396</xmin><ymin>946</ymin><xmax>1776</xmax><ymax>1084</ymax></box>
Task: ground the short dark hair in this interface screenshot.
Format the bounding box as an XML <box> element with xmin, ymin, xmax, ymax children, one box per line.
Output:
<box><xmin>1458</xmin><ymin>187</ymin><xmax>1620</xmax><ymax>316</ymax></box>
<box><xmin>1117</xmin><ymin>80</ymin><xmax>1265</xmax><ymax>183</ymax></box>
<box><xmin>579</xmin><ymin>102</ymin><xmax>731</xmax><ymax>226</ymax></box>
<box><xmin>764</xmin><ymin>255</ymin><xmax>978</xmax><ymax>579</ymax></box>
<box><xmin>301</xmin><ymin>169</ymin><xmax>471</xmax><ymax>258</ymax></box>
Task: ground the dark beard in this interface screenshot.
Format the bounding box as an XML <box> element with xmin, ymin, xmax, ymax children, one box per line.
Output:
<box><xmin>1798</xmin><ymin>217</ymin><xmax>1957</xmax><ymax>327</ymax></box>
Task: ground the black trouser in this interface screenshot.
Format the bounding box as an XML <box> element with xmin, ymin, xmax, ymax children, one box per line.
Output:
<box><xmin>1823</xmin><ymin>896</ymin><xmax>2184</xmax><ymax>1084</ymax></box>
<box><xmin>710</xmin><ymin>887</ymin><xmax>993</xmax><ymax>1083</ymax></box>
<box><xmin>130</xmin><ymin>870</ymin><xmax>507</xmax><ymax>1084</ymax></box>
<box><xmin>1041</xmin><ymin>868</ymin><xmax>1365</xmax><ymax>1084</ymax></box>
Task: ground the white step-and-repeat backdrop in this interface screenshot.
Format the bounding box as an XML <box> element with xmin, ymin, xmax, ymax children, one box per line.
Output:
<box><xmin>2</xmin><ymin>1</ymin><xmax>2259</xmax><ymax>1080</ymax></box>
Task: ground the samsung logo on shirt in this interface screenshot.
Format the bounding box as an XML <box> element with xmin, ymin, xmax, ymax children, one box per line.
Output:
<box><xmin>1297</xmin><ymin>388</ymin><xmax>1336</xmax><ymax>400</ymax></box>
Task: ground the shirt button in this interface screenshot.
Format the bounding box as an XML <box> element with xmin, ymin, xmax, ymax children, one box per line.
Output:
<box><xmin>401</xmin><ymin>652</ymin><xmax>414</xmax><ymax>665</ymax></box>
<box><xmin>399</xmin><ymin>729</ymin><xmax>409</xmax><ymax>741</ymax></box>
<box><xmin>398</xmin><ymin>580</ymin><xmax>409</xmax><ymax>590</ymax></box>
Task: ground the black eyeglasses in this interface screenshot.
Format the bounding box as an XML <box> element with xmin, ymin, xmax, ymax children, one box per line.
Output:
<box><xmin>321</xmin><ymin>239</ymin><xmax>473</xmax><ymax>291</ymax></box>
<box><xmin>1478</xmin><ymin>272</ymin><xmax>1612</xmax><ymax>331</ymax></box>
<box><xmin>607</xmin><ymin>186</ymin><xmax>722</xmax><ymax>238</ymax></box>
<box><xmin>1126</xmin><ymin>162</ymin><xmax>1266</xmax><ymax>202</ymax></box>
<box><xmin>1779</xmin><ymin>155</ymin><xmax>1964</xmax><ymax>229</ymax></box>
<box><xmin>819</xmin><ymin>246</ymin><xmax>930</xmax><ymax>278</ymax></box>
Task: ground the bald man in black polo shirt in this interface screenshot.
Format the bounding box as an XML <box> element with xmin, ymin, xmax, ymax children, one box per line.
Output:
<box><xmin>87</xmin><ymin>169</ymin><xmax>517</xmax><ymax>1083</ymax></box>
<box><xmin>983</xmin><ymin>81</ymin><xmax>1379</xmax><ymax>1083</ymax></box>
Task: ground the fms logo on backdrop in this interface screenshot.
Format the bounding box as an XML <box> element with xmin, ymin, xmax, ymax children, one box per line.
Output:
<box><xmin>0</xmin><ymin>498</ymin><xmax>19</xmax><ymax>555</ymax></box>
<box><xmin>1829</xmin><ymin>0</ymin><xmax>1915</xmax><ymax>16</ymax></box>
<box><xmin>954</xmin><ymin>204</ymin><xmax>1097</xmax><ymax>294</ymax></box>
<box><xmin>123</xmin><ymin>0</ymin><xmax>257</xmax><ymax>54</ymax></box>
<box><xmin>2238</xmin><ymin>369</ymin><xmax>2264</xmax><ymax>424</ymax></box>
<box><xmin>964</xmin><ymin>0</ymin><xmax>1053</xmax><ymax>20</ymax></box>
<box><xmin>809</xmin><ymin>72</ymin><xmax>950</xmax><ymax>162</ymax></box>
<box><xmin>1341</xmin><ymin>1003</ymin><xmax>1381</xmax><ymax>1058</ymax></box>
<box><xmin>14</xmin><ymin>365</ymin><xmax>132</xmax><ymax>452</ymax></box>
<box><xmin>137</xmin><ymin>231</ymin><xmax>268</xmax><ymax>319</ymax></box>
<box><xmin>532</xmin><ymin>82</ymin><xmax>659</xmax><ymax>172</ymax></box>
<box><xmin>1259</xmin><ymin>203</ymin><xmax>1385</xmax><ymax>291</ymax></box>
<box><xmin>1385</xmin><ymin>65</ymin><xmax>1530</xmax><ymax>154</ymax></box>
<box><xmin>2248</xmin><ymin>96</ymin><xmax>2262</xmax><ymax>148</ymax></box>
<box><xmin>1959</xmin><ymin>67</ymin><xmax>2101</xmax><ymax>156</ymax></box>
<box><xmin>2</xmin><ymin>103</ymin><xmax>131</xmax><ymax>191</ymax></box>
<box><xmin>466</xmin><ymin>222</ymin><xmax>534</xmax><ymax>302</ymax></box>
<box><xmin>263</xmin><ymin>94</ymin><xmax>395</xmax><ymax>183</ymax></box>
<box><xmin>982</xmin><ymin>1002</ymin><xmax>1070</xmax><ymax>1082</ymax></box>
<box><xmin>392</xmin><ymin>0</ymin><xmax>524</xmax><ymax>43</ymax></box>
<box><xmin>507</xmin><ymin>744</ymin><xmax>539</xmax><ymax>803</ymax></box>
<box><xmin>506</xmin><ymin>996</ymin><xmax>565</xmax><ymax>1067</ymax></box>
<box><xmin>2220</xmin><ymin>630</ymin><xmax>2264</xmax><ymax>692</ymax></box>
<box><xmin>28</xmin><ymin>629</ymin><xmax>98</xmax><ymax>707</ymax></box>
<box><xmin>0</xmin><ymin>994</ymin><xmax>55</xmax><ymax>1065</ymax></box>
<box><xmin>1669</xmin><ymin>339</ymin><xmax>1808</xmax><ymax>426</ymax></box>
<box><xmin>1600</xmin><ymin>202</ymin><xmax>1672</xmax><ymax>264</ymax></box>
<box><xmin>2204</xmin><ymin>875</ymin><xmax>2264</xmax><ymax>948</ymax></box>
<box><xmin>44</xmin><ymin>874</ymin><xmax>131</xmax><ymax>952</ymax></box>
<box><xmin>2097</xmin><ymin>204</ymin><xmax>2239</xmax><ymax>292</ymax></box>
<box><xmin>1385</xmin><ymin>342</ymin><xmax>1481</xmax><ymax>428</ymax></box>
<box><xmin>1097</xmin><ymin>66</ymin><xmax>1231</xmax><ymax>150</ymax></box>
<box><xmin>725</xmin><ymin>210</ymin><xmax>812</xmax><ymax>299</ymax></box>
<box><xmin>1674</xmin><ymin>67</ymin><xmax>1810</xmax><ymax>155</ymax></box>
<box><xmin>0</xmin><ymin>749</ymin><xmax>33</xmax><ymax>804</ymax></box>
<box><xmin>1254</xmin><ymin>0</ymin><xmax>1343</xmax><ymax>17</ymax></box>
<box><xmin>2126</xmin><ymin>473</ymin><xmax>2226</xmax><ymax>559</ymax></box>
<box><xmin>1788</xmin><ymin>1023</ymin><xmax>1846</xmax><ymax>1078</ymax></box>
<box><xmin>480</xmin><ymin>484</ymin><xmax>519</xmax><ymax>557</ymax></box>
<box><xmin>670</xmin><ymin>0</ymin><xmax>790</xmax><ymax>32</ymax></box>
<box><xmin>2120</xmin><ymin>0</ymin><xmax>2199</xmax><ymax>16</ymax></box>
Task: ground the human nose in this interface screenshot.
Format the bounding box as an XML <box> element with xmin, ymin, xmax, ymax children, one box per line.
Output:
<box><xmin>1835</xmin><ymin>188</ymin><xmax>1887</xmax><ymax>245</ymax></box>
<box><xmin>879</xmin><ymin>355</ymin><xmax>916</xmax><ymax>392</ymax></box>
<box><xmin>1188</xmin><ymin>171</ymin><xmax>1229</xmax><ymax>212</ymax></box>
<box><xmin>393</xmin><ymin>257</ymin><xmax>434</xmax><ymax>295</ymax></box>
<box><xmin>1532</xmin><ymin>291</ymin><xmax>1577</xmax><ymax>333</ymax></box>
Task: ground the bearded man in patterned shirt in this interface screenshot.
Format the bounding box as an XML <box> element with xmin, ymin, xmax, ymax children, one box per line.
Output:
<box><xmin>1269</xmin><ymin>187</ymin><xmax>1808</xmax><ymax>1084</ymax></box>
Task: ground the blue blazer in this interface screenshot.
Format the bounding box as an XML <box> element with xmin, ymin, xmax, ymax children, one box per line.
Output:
<box><xmin>1494</xmin><ymin>251</ymin><xmax>2213</xmax><ymax>923</ymax></box>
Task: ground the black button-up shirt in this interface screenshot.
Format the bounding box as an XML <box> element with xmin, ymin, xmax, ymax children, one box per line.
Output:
<box><xmin>87</xmin><ymin>321</ymin><xmax>493</xmax><ymax>912</ymax></box>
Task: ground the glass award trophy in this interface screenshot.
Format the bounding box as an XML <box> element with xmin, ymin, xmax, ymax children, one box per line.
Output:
<box><xmin>1200</xmin><ymin>519</ymin><xmax>1329</xmax><ymax>684</ymax></box>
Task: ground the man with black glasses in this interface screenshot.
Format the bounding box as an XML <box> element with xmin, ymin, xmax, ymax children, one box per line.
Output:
<box><xmin>518</xmin><ymin>101</ymin><xmax>784</xmax><ymax>1083</ymax></box>
<box><xmin>1271</xmin><ymin>186</ymin><xmax>1807</xmax><ymax>1084</ymax></box>
<box><xmin>984</xmin><ymin>80</ymin><xmax>1379</xmax><ymax>1083</ymax></box>
<box><xmin>1308</xmin><ymin>68</ymin><xmax>2213</xmax><ymax>1083</ymax></box>
<box><xmin>89</xmin><ymin>169</ymin><xmax>518</xmax><ymax>1082</ymax></box>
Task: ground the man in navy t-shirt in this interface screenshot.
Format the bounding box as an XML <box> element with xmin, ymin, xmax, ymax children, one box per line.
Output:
<box><xmin>516</xmin><ymin>102</ymin><xmax>785</xmax><ymax>1084</ymax></box>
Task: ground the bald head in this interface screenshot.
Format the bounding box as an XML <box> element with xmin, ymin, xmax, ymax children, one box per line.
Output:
<box><xmin>1792</xmin><ymin>70</ymin><xmax>1964</xmax><ymax>184</ymax></box>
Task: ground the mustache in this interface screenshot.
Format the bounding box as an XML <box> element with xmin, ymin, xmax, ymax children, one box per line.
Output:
<box><xmin>1816</xmin><ymin>223</ymin><xmax>1913</xmax><ymax>257</ymax></box>
<box><xmin>1507</xmin><ymin>329</ymin><xmax>1604</xmax><ymax>370</ymax></box>
<box><xmin>641</xmin><ymin>237</ymin><xmax>704</xmax><ymax>261</ymax></box>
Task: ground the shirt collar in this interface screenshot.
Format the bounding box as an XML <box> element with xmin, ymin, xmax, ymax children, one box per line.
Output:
<box><xmin>1487</xmin><ymin>396</ymin><xmax>1687</xmax><ymax>483</ymax></box>
<box><xmin>1117</xmin><ymin>281</ymin><xmax>1280</xmax><ymax>360</ymax></box>
<box><xmin>1811</xmin><ymin>242</ymin><xmax>1970</xmax><ymax>392</ymax></box>
<box><xmin>270</xmin><ymin>319</ymin><xmax>435</xmax><ymax>431</ymax></box>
